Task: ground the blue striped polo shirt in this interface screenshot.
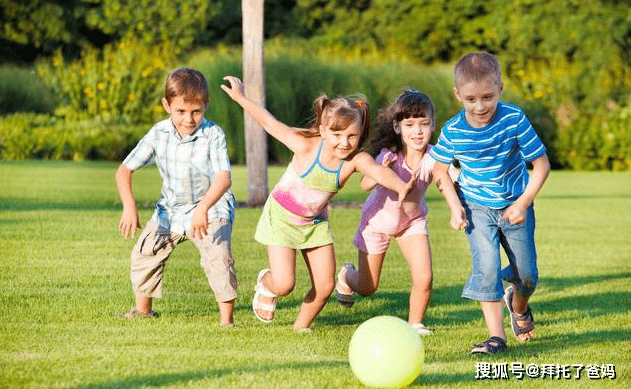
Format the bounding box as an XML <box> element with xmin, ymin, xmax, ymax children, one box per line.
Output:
<box><xmin>429</xmin><ymin>102</ymin><xmax>546</xmax><ymax>208</ymax></box>
<box><xmin>123</xmin><ymin>118</ymin><xmax>235</xmax><ymax>233</ymax></box>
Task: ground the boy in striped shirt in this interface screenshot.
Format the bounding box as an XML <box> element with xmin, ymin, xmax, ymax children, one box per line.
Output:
<box><xmin>115</xmin><ymin>68</ymin><xmax>237</xmax><ymax>327</ymax></box>
<box><xmin>430</xmin><ymin>52</ymin><xmax>550</xmax><ymax>354</ymax></box>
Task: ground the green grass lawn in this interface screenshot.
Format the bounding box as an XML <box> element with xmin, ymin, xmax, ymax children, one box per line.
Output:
<box><xmin>1</xmin><ymin>160</ymin><xmax>630</xmax><ymax>388</ymax></box>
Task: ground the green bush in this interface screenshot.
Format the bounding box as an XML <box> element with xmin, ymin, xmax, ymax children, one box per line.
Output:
<box><xmin>35</xmin><ymin>37</ymin><xmax>175</xmax><ymax>125</ymax></box>
<box><xmin>556</xmin><ymin>106</ymin><xmax>631</xmax><ymax>171</ymax></box>
<box><xmin>190</xmin><ymin>47</ymin><xmax>460</xmax><ymax>164</ymax></box>
<box><xmin>0</xmin><ymin>66</ymin><xmax>56</xmax><ymax>115</ymax></box>
<box><xmin>0</xmin><ymin>113</ymin><xmax>147</xmax><ymax>161</ymax></box>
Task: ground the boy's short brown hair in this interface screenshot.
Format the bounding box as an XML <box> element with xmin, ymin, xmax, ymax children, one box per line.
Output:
<box><xmin>454</xmin><ymin>52</ymin><xmax>502</xmax><ymax>88</ymax></box>
<box><xmin>164</xmin><ymin>68</ymin><xmax>209</xmax><ymax>106</ymax></box>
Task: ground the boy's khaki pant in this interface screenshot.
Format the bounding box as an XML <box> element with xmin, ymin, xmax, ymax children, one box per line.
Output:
<box><xmin>130</xmin><ymin>218</ymin><xmax>237</xmax><ymax>302</ymax></box>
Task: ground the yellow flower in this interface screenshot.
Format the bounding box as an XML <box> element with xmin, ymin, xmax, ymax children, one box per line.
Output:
<box><xmin>128</xmin><ymin>93</ymin><xmax>137</xmax><ymax>102</ymax></box>
<box><xmin>100</xmin><ymin>101</ymin><xmax>108</xmax><ymax>109</ymax></box>
<box><xmin>141</xmin><ymin>69</ymin><xmax>150</xmax><ymax>78</ymax></box>
<box><xmin>533</xmin><ymin>90</ymin><xmax>544</xmax><ymax>99</ymax></box>
<box><xmin>97</xmin><ymin>82</ymin><xmax>106</xmax><ymax>90</ymax></box>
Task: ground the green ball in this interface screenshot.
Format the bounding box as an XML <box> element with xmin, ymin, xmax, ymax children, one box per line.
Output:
<box><xmin>348</xmin><ymin>316</ymin><xmax>424</xmax><ymax>388</ymax></box>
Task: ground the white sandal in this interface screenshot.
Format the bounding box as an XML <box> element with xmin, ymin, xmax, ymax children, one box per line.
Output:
<box><xmin>411</xmin><ymin>322</ymin><xmax>432</xmax><ymax>336</ymax></box>
<box><xmin>335</xmin><ymin>263</ymin><xmax>356</xmax><ymax>308</ymax></box>
<box><xmin>253</xmin><ymin>269</ymin><xmax>277</xmax><ymax>323</ymax></box>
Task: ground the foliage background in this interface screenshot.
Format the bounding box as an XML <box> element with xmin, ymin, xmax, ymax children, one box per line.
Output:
<box><xmin>1</xmin><ymin>0</ymin><xmax>630</xmax><ymax>169</ymax></box>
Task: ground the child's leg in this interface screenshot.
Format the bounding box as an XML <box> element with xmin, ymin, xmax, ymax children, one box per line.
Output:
<box><xmin>191</xmin><ymin>218</ymin><xmax>237</xmax><ymax>325</ymax></box>
<box><xmin>480</xmin><ymin>300</ymin><xmax>507</xmax><ymax>341</ymax></box>
<box><xmin>253</xmin><ymin>246</ymin><xmax>297</xmax><ymax>321</ymax></box>
<box><xmin>396</xmin><ymin>234</ymin><xmax>433</xmax><ymax>325</ymax></box>
<box><xmin>134</xmin><ymin>293</ymin><xmax>153</xmax><ymax>314</ymax></box>
<box><xmin>218</xmin><ymin>299</ymin><xmax>234</xmax><ymax>327</ymax></box>
<box><xmin>500</xmin><ymin>205</ymin><xmax>538</xmax><ymax>341</ymax></box>
<box><xmin>293</xmin><ymin>244</ymin><xmax>336</xmax><ymax>330</ymax></box>
<box><xmin>129</xmin><ymin>220</ymin><xmax>182</xmax><ymax>315</ymax></box>
<box><xmin>345</xmin><ymin>250</ymin><xmax>387</xmax><ymax>296</ymax></box>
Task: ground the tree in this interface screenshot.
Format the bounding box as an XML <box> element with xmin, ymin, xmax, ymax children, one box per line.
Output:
<box><xmin>242</xmin><ymin>0</ymin><xmax>268</xmax><ymax>206</ymax></box>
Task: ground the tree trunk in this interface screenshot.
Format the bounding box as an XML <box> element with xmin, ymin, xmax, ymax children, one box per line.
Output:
<box><xmin>242</xmin><ymin>0</ymin><xmax>268</xmax><ymax>206</ymax></box>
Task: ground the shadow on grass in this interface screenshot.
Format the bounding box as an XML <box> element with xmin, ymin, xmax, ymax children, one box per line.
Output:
<box><xmin>70</xmin><ymin>360</ymin><xmax>346</xmax><ymax>389</ymax></box>
<box><xmin>317</xmin><ymin>272</ymin><xmax>631</xmax><ymax>339</ymax></box>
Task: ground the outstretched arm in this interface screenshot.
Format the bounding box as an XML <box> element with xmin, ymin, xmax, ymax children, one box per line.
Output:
<box><xmin>354</xmin><ymin>152</ymin><xmax>415</xmax><ymax>207</ymax></box>
<box><xmin>502</xmin><ymin>154</ymin><xmax>550</xmax><ymax>224</ymax></box>
<box><xmin>360</xmin><ymin>151</ymin><xmax>397</xmax><ymax>191</ymax></box>
<box><xmin>221</xmin><ymin>76</ymin><xmax>310</xmax><ymax>154</ymax></box>
<box><xmin>433</xmin><ymin>161</ymin><xmax>467</xmax><ymax>230</ymax></box>
<box><xmin>115</xmin><ymin>165</ymin><xmax>140</xmax><ymax>239</ymax></box>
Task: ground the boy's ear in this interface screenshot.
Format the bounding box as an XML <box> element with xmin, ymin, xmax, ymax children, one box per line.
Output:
<box><xmin>161</xmin><ymin>98</ymin><xmax>171</xmax><ymax>114</ymax></box>
<box><xmin>453</xmin><ymin>86</ymin><xmax>462</xmax><ymax>102</ymax></box>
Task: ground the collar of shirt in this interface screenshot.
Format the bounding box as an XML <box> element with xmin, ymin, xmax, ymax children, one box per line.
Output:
<box><xmin>166</xmin><ymin>118</ymin><xmax>210</xmax><ymax>143</ymax></box>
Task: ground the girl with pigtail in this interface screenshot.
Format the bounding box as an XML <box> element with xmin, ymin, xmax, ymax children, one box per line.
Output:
<box><xmin>335</xmin><ymin>89</ymin><xmax>463</xmax><ymax>335</ymax></box>
<box><xmin>222</xmin><ymin>76</ymin><xmax>416</xmax><ymax>331</ymax></box>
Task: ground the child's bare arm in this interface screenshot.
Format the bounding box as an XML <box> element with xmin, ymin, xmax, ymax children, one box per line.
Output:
<box><xmin>221</xmin><ymin>76</ymin><xmax>310</xmax><ymax>155</ymax></box>
<box><xmin>189</xmin><ymin>171</ymin><xmax>232</xmax><ymax>239</ymax></box>
<box><xmin>502</xmin><ymin>154</ymin><xmax>550</xmax><ymax>224</ymax></box>
<box><xmin>115</xmin><ymin>165</ymin><xmax>140</xmax><ymax>239</ymax></box>
<box><xmin>360</xmin><ymin>151</ymin><xmax>397</xmax><ymax>191</ymax></box>
<box><xmin>433</xmin><ymin>161</ymin><xmax>468</xmax><ymax>230</ymax></box>
<box><xmin>353</xmin><ymin>152</ymin><xmax>414</xmax><ymax>207</ymax></box>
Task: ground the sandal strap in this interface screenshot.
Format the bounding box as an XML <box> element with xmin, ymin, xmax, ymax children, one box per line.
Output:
<box><xmin>472</xmin><ymin>336</ymin><xmax>507</xmax><ymax>354</ymax></box>
<box><xmin>252</xmin><ymin>298</ymin><xmax>276</xmax><ymax>312</ymax></box>
<box><xmin>255</xmin><ymin>282</ymin><xmax>277</xmax><ymax>298</ymax></box>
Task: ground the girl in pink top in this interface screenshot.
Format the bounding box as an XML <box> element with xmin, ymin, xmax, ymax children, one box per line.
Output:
<box><xmin>222</xmin><ymin>77</ymin><xmax>416</xmax><ymax>331</ymax></box>
<box><xmin>335</xmin><ymin>89</ymin><xmax>459</xmax><ymax>335</ymax></box>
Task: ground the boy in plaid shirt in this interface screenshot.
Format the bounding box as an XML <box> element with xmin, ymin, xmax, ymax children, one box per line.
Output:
<box><xmin>115</xmin><ymin>68</ymin><xmax>237</xmax><ymax>327</ymax></box>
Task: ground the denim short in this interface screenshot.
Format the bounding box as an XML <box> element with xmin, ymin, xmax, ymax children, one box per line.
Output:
<box><xmin>460</xmin><ymin>196</ymin><xmax>538</xmax><ymax>302</ymax></box>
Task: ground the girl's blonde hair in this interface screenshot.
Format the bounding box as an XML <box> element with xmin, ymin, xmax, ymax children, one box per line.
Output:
<box><xmin>367</xmin><ymin>89</ymin><xmax>435</xmax><ymax>156</ymax></box>
<box><xmin>303</xmin><ymin>93</ymin><xmax>371</xmax><ymax>151</ymax></box>
<box><xmin>164</xmin><ymin>68</ymin><xmax>209</xmax><ymax>106</ymax></box>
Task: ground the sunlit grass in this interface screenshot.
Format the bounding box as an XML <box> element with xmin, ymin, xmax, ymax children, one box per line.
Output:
<box><xmin>1</xmin><ymin>161</ymin><xmax>630</xmax><ymax>388</ymax></box>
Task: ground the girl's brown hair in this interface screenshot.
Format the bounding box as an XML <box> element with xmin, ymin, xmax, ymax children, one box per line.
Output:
<box><xmin>304</xmin><ymin>93</ymin><xmax>371</xmax><ymax>150</ymax></box>
<box><xmin>367</xmin><ymin>89</ymin><xmax>435</xmax><ymax>156</ymax></box>
<box><xmin>164</xmin><ymin>68</ymin><xmax>209</xmax><ymax>106</ymax></box>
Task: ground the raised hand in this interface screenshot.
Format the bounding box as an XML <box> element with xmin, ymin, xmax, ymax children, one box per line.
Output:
<box><xmin>220</xmin><ymin>76</ymin><xmax>245</xmax><ymax>101</ymax></box>
<box><xmin>381</xmin><ymin>151</ymin><xmax>397</xmax><ymax>168</ymax></box>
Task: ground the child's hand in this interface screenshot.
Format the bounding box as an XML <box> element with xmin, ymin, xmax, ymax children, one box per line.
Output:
<box><xmin>381</xmin><ymin>151</ymin><xmax>397</xmax><ymax>168</ymax></box>
<box><xmin>189</xmin><ymin>207</ymin><xmax>209</xmax><ymax>240</ymax></box>
<box><xmin>221</xmin><ymin>76</ymin><xmax>245</xmax><ymax>101</ymax></box>
<box><xmin>418</xmin><ymin>155</ymin><xmax>436</xmax><ymax>182</ymax></box>
<box><xmin>502</xmin><ymin>203</ymin><xmax>527</xmax><ymax>225</ymax></box>
<box><xmin>118</xmin><ymin>207</ymin><xmax>140</xmax><ymax>239</ymax></box>
<box><xmin>395</xmin><ymin>169</ymin><xmax>419</xmax><ymax>208</ymax></box>
<box><xmin>450</xmin><ymin>207</ymin><xmax>468</xmax><ymax>230</ymax></box>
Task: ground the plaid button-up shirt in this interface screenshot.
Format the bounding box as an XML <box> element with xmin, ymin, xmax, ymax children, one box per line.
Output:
<box><xmin>123</xmin><ymin>118</ymin><xmax>235</xmax><ymax>234</ymax></box>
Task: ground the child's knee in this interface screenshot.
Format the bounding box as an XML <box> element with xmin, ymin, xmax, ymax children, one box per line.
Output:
<box><xmin>518</xmin><ymin>277</ymin><xmax>538</xmax><ymax>298</ymax></box>
<box><xmin>356</xmin><ymin>283</ymin><xmax>377</xmax><ymax>297</ymax></box>
<box><xmin>413</xmin><ymin>273</ymin><xmax>433</xmax><ymax>291</ymax></box>
<box><xmin>272</xmin><ymin>279</ymin><xmax>296</xmax><ymax>296</ymax></box>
